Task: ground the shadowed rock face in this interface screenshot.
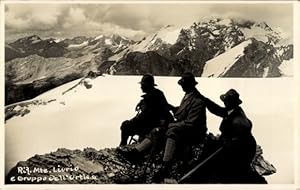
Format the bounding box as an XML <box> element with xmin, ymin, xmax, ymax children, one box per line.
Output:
<box><xmin>100</xmin><ymin>51</ymin><xmax>185</xmax><ymax>76</ymax></box>
<box><xmin>222</xmin><ymin>39</ymin><xmax>281</xmax><ymax>77</ymax></box>
<box><xmin>6</xmin><ymin>35</ymin><xmax>66</xmax><ymax>61</ymax></box>
<box><xmin>6</xmin><ymin>135</ymin><xmax>275</xmax><ymax>184</ymax></box>
<box><xmin>5</xmin><ymin>71</ymin><xmax>84</xmax><ymax>105</ymax></box>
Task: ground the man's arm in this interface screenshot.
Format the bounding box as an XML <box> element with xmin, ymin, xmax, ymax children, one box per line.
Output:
<box><xmin>203</xmin><ymin>97</ymin><xmax>227</xmax><ymax>118</ymax></box>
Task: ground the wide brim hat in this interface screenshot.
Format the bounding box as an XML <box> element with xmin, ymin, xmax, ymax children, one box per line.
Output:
<box><xmin>139</xmin><ymin>74</ymin><xmax>157</xmax><ymax>86</ymax></box>
<box><xmin>220</xmin><ymin>89</ymin><xmax>242</xmax><ymax>107</ymax></box>
<box><xmin>178</xmin><ymin>72</ymin><xmax>198</xmax><ymax>86</ymax></box>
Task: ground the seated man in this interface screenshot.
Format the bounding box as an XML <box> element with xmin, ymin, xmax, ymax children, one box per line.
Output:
<box><xmin>118</xmin><ymin>72</ymin><xmax>208</xmax><ymax>182</ymax></box>
<box><xmin>119</xmin><ymin>74</ymin><xmax>173</xmax><ymax>146</ymax></box>
<box><xmin>202</xmin><ymin>89</ymin><xmax>258</xmax><ymax>183</ymax></box>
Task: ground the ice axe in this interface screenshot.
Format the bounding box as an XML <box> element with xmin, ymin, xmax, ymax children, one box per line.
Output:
<box><xmin>177</xmin><ymin>146</ymin><xmax>223</xmax><ymax>184</ymax></box>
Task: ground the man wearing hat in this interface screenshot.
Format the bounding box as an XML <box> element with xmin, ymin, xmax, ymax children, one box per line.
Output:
<box><xmin>119</xmin><ymin>74</ymin><xmax>173</xmax><ymax>146</ymax></box>
<box><xmin>154</xmin><ymin>72</ymin><xmax>208</xmax><ymax>181</ymax></box>
<box><xmin>203</xmin><ymin>89</ymin><xmax>258</xmax><ymax>183</ymax></box>
<box><xmin>118</xmin><ymin>72</ymin><xmax>208</xmax><ymax>182</ymax></box>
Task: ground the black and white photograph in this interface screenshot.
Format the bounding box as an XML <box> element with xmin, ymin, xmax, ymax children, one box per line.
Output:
<box><xmin>2</xmin><ymin>1</ymin><xmax>297</xmax><ymax>186</ymax></box>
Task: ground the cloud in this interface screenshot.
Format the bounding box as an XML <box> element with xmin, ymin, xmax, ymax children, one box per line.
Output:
<box><xmin>5</xmin><ymin>3</ymin><xmax>293</xmax><ymax>42</ymax></box>
<box><xmin>5</xmin><ymin>4</ymin><xmax>66</xmax><ymax>31</ymax></box>
<box><xmin>62</xmin><ymin>7</ymin><xmax>87</xmax><ymax>29</ymax></box>
<box><xmin>207</xmin><ymin>4</ymin><xmax>293</xmax><ymax>30</ymax></box>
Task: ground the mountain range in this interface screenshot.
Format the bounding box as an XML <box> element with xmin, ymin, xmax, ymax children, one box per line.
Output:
<box><xmin>5</xmin><ymin>18</ymin><xmax>293</xmax><ymax>104</ymax></box>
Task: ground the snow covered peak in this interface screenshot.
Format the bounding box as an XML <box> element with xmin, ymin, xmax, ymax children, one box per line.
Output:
<box><xmin>67</xmin><ymin>41</ymin><xmax>89</xmax><ymax>48</ymax></box>
<box><xmin>217</xmin><ymin>18</ymin><xmax>233</xmax><ymax>26</ymax></box>
<box><xmin>54</xmin><ymin>38</ymin><xmax>64</xmax><ymax>43</ymax></box>
<box><xmin>152</xmin><ymin>25</ymin><xmax>181</xmax><ymax>44</ymax></box>
<box><xmin>108</xmin><ymin>25</ymin><xmax>181</xmax><ymax>61</ymax></box>
<box><xmin>14</xmin><ymin>35</ymin><xmax>42</xmax><ymax>45</ymax></box>
<box><xmin>95</xmin><ymin>35</ymin><xmax>104</xmax><ymax>40</ymax></box>
<box><xmin>105</xmin><ymin>39</ymin><xmax>112</xmax><ymax>45</ymax></box>
<box><xmin>28</xmin><ymin>35</ymin><xmax>42</xmax><ymax>41</ymax></box>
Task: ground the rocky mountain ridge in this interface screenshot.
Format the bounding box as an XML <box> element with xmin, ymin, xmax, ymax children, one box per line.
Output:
<box><xmin>105</xmin><ymin>18</ymin><xmax>292</xmax><ymax>77</ymax></box>
<box><xmin>6</xmin><ymin>136</ymin><xmax>276</xmax><ymax>184</ymax></box>
<box><xmin>5</xmin><ymin>18</ymin><xmax>293</xmax><ymax>105</ymax></box>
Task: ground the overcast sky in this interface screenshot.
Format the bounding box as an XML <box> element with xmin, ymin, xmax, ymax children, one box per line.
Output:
<box><xmin>5</xmin><ymin>3</ymin><xmax>293</xmax><ymax>42</ymax></box>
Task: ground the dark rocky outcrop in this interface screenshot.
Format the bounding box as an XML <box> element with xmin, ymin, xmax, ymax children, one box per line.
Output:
<box><xmin>5</xmin><ymin>73</ymin><xmax>82</xmax><ymax>105</ymax></box>
<box><xmin>6</xmin><ymin>135</ymin><xmax>276</xmax><ymax>184</ymax></box>
<box><xmin>223</xmin><ymin>38</ymin><xmax>282</xmax><ymax>77</ymax></box>
<box><xmin>6</xmin><ymin>35</ymin><xmax>66</xmax><ymax>61</ymax></box>
<box><xmin>101</xmin><ymin>51</ymin><xmax>185</xmax><ymax>76</ymax></box>
<box><xmin>5</xmin><ymin>44</ymin><xmax>25</xmax><ymax>62</ymax></box>
<box><xmin>5</xmin><ymin>99</ymin><xmax>56</xmax><ymax>121</ymax></box>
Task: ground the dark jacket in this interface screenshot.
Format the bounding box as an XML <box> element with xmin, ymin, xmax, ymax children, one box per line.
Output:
<box><xmin>170</xmin><ymin>89</ymin><xmax>207</xmax><ymax>137</ymax></box>
<box><xmin>203</xmin><ymin>97</ymin><xmax>254</xmax><ymax>141</ymax></box>
<box><xmin>135</xmin><ymin>88</ymin><xmax>173</xmax><ymax>125</ymax></box>
<box><xmin>166</xmin><ymin>89</ymin><xmax>207</xmax><ymax>144</ymax></box>
<box><xmin>204</xmin><ymin>97</ymin><xmax>257</xmax><ymax>173</ymax></box>
<box><xmin>219</xmin><ymin>107</ymin><xmax>253</xmax><ymax>141</ymax></box>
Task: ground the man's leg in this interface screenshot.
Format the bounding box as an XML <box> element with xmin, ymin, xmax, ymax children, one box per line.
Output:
<box><xmin>135</xmin><ymin>138</ymin><xmax>152</xmax><ymax>152</ymax></box>
<box><xmin>153</xmin><ymin>127</ymin><xmax>180</xmax><ymax>182</ymax></box>
<box><xmin>163</xmin><ymin>138</ymin><xmax>176</xmax><ymax>163</ymax></box>
<box><xmin>117</xmin><ymin>129</ymin><xmax>159</xmax><ymax>161</ymax></box>
<box><xmin>120</xmin><ymin>120</ymin><xmax>134</xmax><ymax>146</ymax></box>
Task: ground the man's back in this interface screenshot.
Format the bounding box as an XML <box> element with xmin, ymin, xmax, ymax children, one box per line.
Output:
<box><xmin>136</xmin><ymin>87</ymin><xmax>172</xmax><ymax>124</ymax></box>
<box><xmin>174</xmin><ymin>89</ymin><xmax>207</xmax><ymax>133</ymax></box>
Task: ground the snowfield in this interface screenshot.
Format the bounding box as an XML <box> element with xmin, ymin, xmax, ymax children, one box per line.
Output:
<box><xmin>202</xmin><ymin>39</ymin><xmax>253</xmax><ymax>77</ymax></box>
<box><xmin>5</xmin><ymin>75</ymin><xmax>294</xmax><ymax>184</ymax></box>
<box><xmin>108</xmin><ymin>25</ymin><xmax>181</xmax><ymax>62</ymax></box>
<box><xmin>67</xmin><ymin>41</ymin><xmax>89</xmax><ymax>48</ymax></box>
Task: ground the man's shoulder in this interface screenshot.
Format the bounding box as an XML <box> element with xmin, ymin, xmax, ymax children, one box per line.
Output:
<box><xmin>188</xmin><ymin>91</ymin><xmax>206</xmax><ymax>108</ymax></box>
<box><xmin>152</xmin><ymin>88</ymin><xmax>165</xmax><ymax>97</ymax></box>
<box><xmin>144</xmin><ymin>88</ymin><xmax>165</xmax><ymax>99</ymax></box>
<box><xmin>232</xmin><ymin>108</ymin><xmax>251</xmax><ymax>125</ymax></box>
<box><xmin>191</xmin><ymin>90</ymin><xmax>205</xmax><ymax>102</ymax></box>
<box><xmin>153</xmin><ymin>87</ymin><xmax>163</xmax><ymax>93</ymax></box>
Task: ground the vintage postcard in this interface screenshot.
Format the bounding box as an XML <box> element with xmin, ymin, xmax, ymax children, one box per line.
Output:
<box><xmin>1</xmin><ymin>0</ymin><xmax>298</xmax><ymax>189</ymax></box>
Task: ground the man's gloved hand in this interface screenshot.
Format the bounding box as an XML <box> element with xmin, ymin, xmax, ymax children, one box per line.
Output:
<box><xmin>154</xmin><ymin>127</ymin><xmax>161</xmax><ymax>132</ymax></box>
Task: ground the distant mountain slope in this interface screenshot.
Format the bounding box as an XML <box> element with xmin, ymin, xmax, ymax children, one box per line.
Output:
<box><xmin>106</xmin><ymin>18</ymin><xmax>292</xmax><ymax>77</ymax></box>
<box><xmin>6</xmin><ymin>35</ymin><xmax>66</xmax><ymax>61</ymax></box>
<box><xmin>5</xmin><ymin>34</ymin><xmax>133</xmax><ymax>105</ymax></box>
<box><xmin>202</xmin><ymin>38</ymin><xmax>292</xmax><ymax>77</ymax></box>
<box><xmin>5</xmin><ymin>18</ymin><xmax>293</xmax><ymax>104</ymax></box>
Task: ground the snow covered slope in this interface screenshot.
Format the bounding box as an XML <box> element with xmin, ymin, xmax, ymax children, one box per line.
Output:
<box><xmin>109</xmin><ymin>25</ymin><xmax>181</xmax><ymax>61</ymax></box>
<box><xmin>202</xmin><ymin>39</ymin><xmax>253</xmax><ymax>77</ymax></box>
<box><xmin>5</xmin><ymin>75</ymin><xmax>294</xmax><ymax>184</ymax></box>
<box><xmin>241</xmin><ymin>22</ymin><xmax>282</xmax><ymax>45</ymax></box>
